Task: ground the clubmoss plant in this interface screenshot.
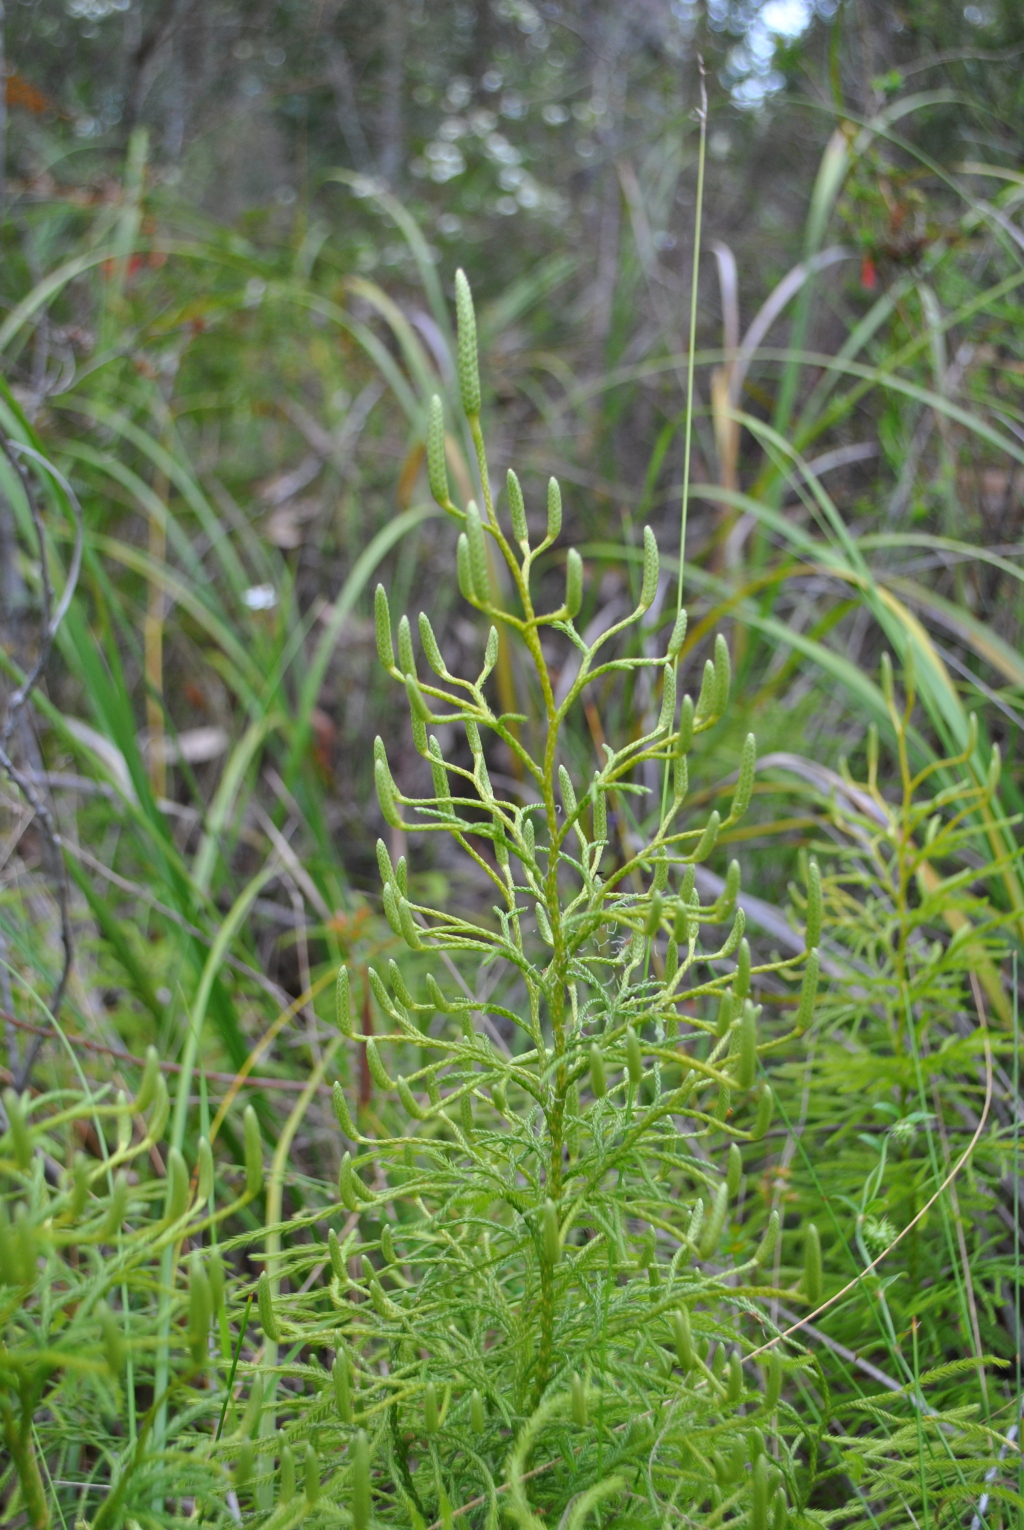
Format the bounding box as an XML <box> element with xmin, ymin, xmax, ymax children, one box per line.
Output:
<box><xmin>320</xmin><ymin>272</ymin><xmax>823</xmax><ymax>1528</ymax></box>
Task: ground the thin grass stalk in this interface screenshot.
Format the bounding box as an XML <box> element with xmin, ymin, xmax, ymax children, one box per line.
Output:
<box><xmin>144</xmin><ymin>455</ymin><xmax>169</xmax><ymax>800</ymax></box>
<box><xmin>675</xmin><ymin>65</ymin><xmax>707</xmax><ymax>615</ymax></box>
<box><xmin>151</xmin><ymin>862</ymin><xmax>279</xmax><ymax>1459</ymax></box>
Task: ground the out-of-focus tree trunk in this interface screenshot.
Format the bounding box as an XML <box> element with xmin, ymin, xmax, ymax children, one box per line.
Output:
<box><xmin>325</xmin><ymin>35</ymin><xmax>375</xmax><ymax>175</ymax></box>
<box><xmin>586</xmin><ymin>1</ymin><xmax>631</xmax><ymax>345</ymax></box>
<box><xmin>378</xmin><ymin>0</ymin><xmax>406</xmax><ymax>186</ymax></box>
<box><xmin>124</xmin><ymin>0</ymin><xmax>201</xmax><ymax>132</ymax></box>
<box><xmin>471</xmin><ymin>0</ymin><xmax>500</xmax><ymax>79</ymax></box>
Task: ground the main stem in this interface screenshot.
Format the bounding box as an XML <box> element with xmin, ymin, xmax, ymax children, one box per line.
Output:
<box><xmin>538</xmin><ymin>667</ymin><xmax>574</xmax><ymax>1402</ymax></box>
<box><xmin>464</xmin><ymin>409</ymin><xmax>574</xmax><ymax>1402</ymax></box>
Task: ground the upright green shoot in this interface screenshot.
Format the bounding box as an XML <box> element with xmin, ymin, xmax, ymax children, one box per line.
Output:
<box><xmin>677</xmin><ymin>62</ymin><xmax>708</xmax><ymax>615</ymax></box>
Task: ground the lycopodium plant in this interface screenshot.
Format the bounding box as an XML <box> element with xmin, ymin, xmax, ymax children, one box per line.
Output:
<box><xmin>305</xmin><ymin>272</ymin><xmax>825</xmax><ymax>1530</ymax></box>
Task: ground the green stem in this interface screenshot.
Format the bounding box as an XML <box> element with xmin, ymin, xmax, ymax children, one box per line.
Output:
<box><xmin>676</xmin><ymin>67</ymin><xmax>708</xmax><ymax>614</ymax></box>
<box><xmin>215</xmin><ymin>1292</ymin><xmax>253</xmax><ymax>1443</ymax></box>
<box><xmin>533</xmin><ymin>1259</ymin><xmax>556</xmax><ymax>1406</ymax></box>
<box><xmin>2</xmin><ymin>1394</ymin><xmax>49</xmax><ymax>1530</ymax></box>
<box><xmin>152</xmin><ymin>862</ymin><xmax>276</xmax><ymax>1468</ymax></box>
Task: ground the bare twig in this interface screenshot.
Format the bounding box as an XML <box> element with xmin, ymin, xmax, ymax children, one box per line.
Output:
<box><xmin>0</xmin><ymin>437</ymin><xmax>52</xmax><ymax>745</ymax></box>
<box><xmin>0</xmin><ymin>1009</ymin><xmax>332</xmax><ymax>1095</ymax></box>
<box><xmin>0</xmin><ymin>443</ymin><xmax>84</xmax><ymax>749</ymax></box>
<box><xmin>0</xmin><ymin>744</ymin><xmax>74</xmax><ymax>1078</ymax></box>
<box><xmin>0</xmin><ymin>430</ymin><xmax>85</xmax><ymax>1085</ymax></box>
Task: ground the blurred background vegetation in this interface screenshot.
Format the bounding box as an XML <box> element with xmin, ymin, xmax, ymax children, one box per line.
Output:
<box><xmin>8</xmin><ymin>0</ymin><xmax>1024</xmax><ymax>905</ymax></box>
<box><xmin>5</xmin><ymin>1</ymin><xmax>1024</xmax><ymax>1522</ymax></box>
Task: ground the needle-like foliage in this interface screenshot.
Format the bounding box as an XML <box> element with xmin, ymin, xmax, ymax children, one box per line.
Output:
<box><xmin>293</xmin><ymin>274</ymin><xmax>823</xmax><ymax>1530</ymax></box>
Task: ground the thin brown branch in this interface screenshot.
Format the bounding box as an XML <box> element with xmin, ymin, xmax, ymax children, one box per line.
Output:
<box><xmin>0</xmin><ymin>432</ymin><xmax>84</xmax><ymax>1086</ymax></box>
<box><xmin>0</xmin><ymin>1010</ymin><xmax>331</xmax><ymax>1095</ymax></box>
